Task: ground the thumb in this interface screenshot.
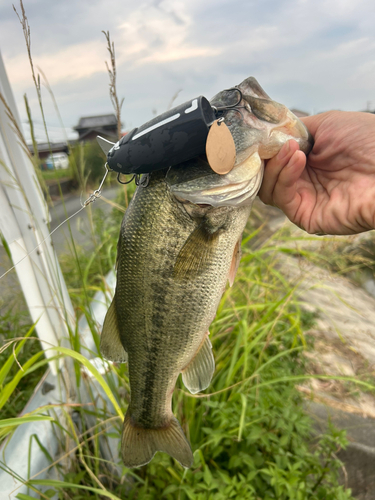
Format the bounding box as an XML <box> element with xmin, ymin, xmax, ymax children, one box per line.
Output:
<box><xmin>300</xmin><ymin>111</ymin><xmax>332</xmax><ymax>137</ymax></box>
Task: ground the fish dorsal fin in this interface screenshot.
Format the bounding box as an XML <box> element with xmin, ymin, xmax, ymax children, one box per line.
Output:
<box><xmin>100</xmin><ymin>297</ymin><xmax>128</xmax><ymax>363</ymax></box>
<box><xmin>228</xmin><ymin>237</ymin><xmax>242</xmax><ymax>287</ymax></box>
<box><xmin>174</xmin><ymin>225</ymin><xmax>219</xmax><ymax>280</ymax></box>
<box><xmin>181</xmin><ymin>333</ymin><xmax>215</xmax><ymax>394</ymax></box>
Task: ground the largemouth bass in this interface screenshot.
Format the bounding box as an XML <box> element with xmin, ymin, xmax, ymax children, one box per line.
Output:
<box><xmin>100</xmin><ymin>77</ymin><xmax>312</xmax><ymax>469</ymax></box>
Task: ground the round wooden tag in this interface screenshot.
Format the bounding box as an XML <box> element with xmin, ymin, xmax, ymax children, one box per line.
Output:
<box><xmin>206</xmin><ymin>119</ymin><xmax>236</xmax><ymax>175</ymax></box>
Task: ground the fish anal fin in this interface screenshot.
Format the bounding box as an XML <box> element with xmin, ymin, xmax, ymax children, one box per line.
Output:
<box><xmin>100</xmin><ymin>297</ymin><xmax>128</xmax><ymax>363</ymax></box>
<box><xmin>122</xmin><ymin>411</ymin><xmax>193</xmax><ymax>468</ymax></box>
<box><xmin>174</xmin><ymin>226</ymin><xmax>219</xmax><ymax>280</ymax></box>
<box><xmin>182</xmin><ymin>333</ymin><xmax>215</xmax><ymax>394</ymax></box>
<box><xmin>228</xmin><ymin>238</ymin><xmax>242</xmax><ymax>287</ymax></box>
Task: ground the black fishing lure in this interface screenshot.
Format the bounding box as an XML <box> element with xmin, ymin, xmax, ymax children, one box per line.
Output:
<box><xmin>97</xmin><ymin>89</ymin><xmax>243</xmax><ymax>180</ymax></box>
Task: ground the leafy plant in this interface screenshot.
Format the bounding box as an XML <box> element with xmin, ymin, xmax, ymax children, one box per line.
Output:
<box><xmin>3</xmin><ymin>212</ymin><xmax>353</xmax><ymax>500</ymax></box>
<box><xmin>0</xmin><ymin>4</ymin><xmax>361</xmax><ymax>497</ymax></box>
<box><xmin>0</xmin><ymin>309</ymin><xmax>45</xmax><ymax>425</ymax></box>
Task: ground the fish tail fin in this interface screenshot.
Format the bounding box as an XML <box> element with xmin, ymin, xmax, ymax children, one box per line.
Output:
<box><xmin>121</xmin><ymin>410</ymin><xmax>193</xmax><ymax>468</ymax></box>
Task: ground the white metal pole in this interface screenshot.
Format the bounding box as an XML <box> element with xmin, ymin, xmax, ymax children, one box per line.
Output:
<box><xmin>0</xmin><ymin>51</ymin><xmax>75</xmax><ymax>373</ymax></box>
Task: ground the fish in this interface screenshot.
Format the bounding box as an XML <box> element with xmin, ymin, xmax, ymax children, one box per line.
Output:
<box><xmin>100</xmin><ymin>76</ymin><xmax>313</xmax><ymax>469</ymax></box>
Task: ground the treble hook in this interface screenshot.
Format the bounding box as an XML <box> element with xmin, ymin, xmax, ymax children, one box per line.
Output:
<box><xmin>222</xmin><ymin>87</ymin><xmax>243</xmax><ymax>108</ymax></box>
<box><xmin>117</xmin><ymin>172</ymin><xmax>150</xmax><ymax>188</ymax></box>
<box><xmin>117</xmin><ymin>172</ymin><xmax>136</xmax><ymax>185</ymax></box>
<box><xmin>135</xmin><ymin>173</ymin><xmax>150</xmax><ymax>187</ymax></box>
<box><xmin>212</xmin><ymin>87</ymin><xmax>244</xmax><ymax>112</ymax></box>
<box><xmin>211</xmin><ymin>87</ymin><xmax>247</xmax><ymax>121</ymax></box>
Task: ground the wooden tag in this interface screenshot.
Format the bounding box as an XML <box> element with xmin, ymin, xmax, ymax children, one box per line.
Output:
<box><xmin>206</xmin><ymin>120</ymin><xmax>236</xmax><ymax>175</ymax></box>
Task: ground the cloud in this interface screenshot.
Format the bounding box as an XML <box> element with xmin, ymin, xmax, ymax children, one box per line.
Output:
<box><xmin>3</xmin><ymin>39</ymin><xmax>107</xmax><ymax>87</ymax></box>
<box><xmin>116</xmin><ymin>0</ymin><xmax>220</xmax><ymax>66</ymax></box>
<box><xmin>1</xmin><ymin>0</ymin><xmax>375</xmax><ymax>143</ymax></box>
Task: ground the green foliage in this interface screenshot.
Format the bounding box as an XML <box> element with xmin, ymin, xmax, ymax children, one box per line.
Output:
<box><xmin>282</xmin><ymin>231</ymin><xmax>375</xmax><ymax>287</ymax></box>
<box><xmin>58</xmin><ymin>205</ymin><xmax>119</xmax><ymax>310</ymax></box>
<box><xmin>41</xmin><ymin>166</ymin><xmax>74</xmax><ymax>181</ymax></box>
<box><xmin>117</xmin><ymin>241</ymin><xmax>351</xmax><ymax>500</ymax></box>
<box><xmin>58</xmin><ymin>187</ymin><xmax>135</xmax><ymax>311</ymax></box>
<box><xmin>0</xmin><ymin>15</ymin><xmax>360</xmax><ymax>497</ymax></box>
<box><xmin>69</xmin><ymin>140</ymin><xmax>107</xmax><ymax>186</ymax></box>
<box><xmin>21</xmin><ymin>213</ymin><xmax>353</xmax><ymax>500</ymax></box>
<box><xmin>0</xmin><ymin>309</ymin><xmax>45</xmax><ymax>424</ymax></box>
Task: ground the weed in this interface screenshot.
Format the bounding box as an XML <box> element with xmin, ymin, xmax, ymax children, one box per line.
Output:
<box><xmin>0</xmin><ymin>5</ymin><xmax>359</xmax><ymax>497</ymax></box>
<box><xmin>9</xmin><ymin>210</ymin><xmax>352</xmax><ymax>499</ymax></box>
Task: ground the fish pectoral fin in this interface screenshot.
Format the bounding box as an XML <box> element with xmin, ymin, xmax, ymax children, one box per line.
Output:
<box><xmin>181</xmin><ymin>333</ymin><xmax>215</xmax><ymax>394</ymax></box>
<box><xmin>122</xmin><ymin>411</ymin><xmax>193</xmax><ymax>468</ymax></box>
<box><xmin>100</xmin><ymin>297</ymin><xmax>128</xmax><ymax>363</ymax></box>
<box><xmin>173</xmin><ymin>225</ymin><xmax>219</xmax><ymax>280</ymax></box>
<box><xmin>228</xmin><ymin>237</ymin><xmax>242</xmax><ymax>287</ymax></box>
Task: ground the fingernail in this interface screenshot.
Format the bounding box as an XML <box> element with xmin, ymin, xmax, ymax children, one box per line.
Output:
<box><xmin>277</xmin><ymin>141</ymin><xmax>290</xmax><ymax>161</ymax></box>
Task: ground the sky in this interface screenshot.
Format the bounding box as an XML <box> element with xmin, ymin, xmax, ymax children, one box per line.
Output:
<box><xmin>0</xmin><ymin>0</ymin><xmax>375</xmax><ymax>143</ymax></box>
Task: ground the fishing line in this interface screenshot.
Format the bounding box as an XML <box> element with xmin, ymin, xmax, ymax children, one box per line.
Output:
<box><xmin>0</xmin><ymin>164</ymin><xmax>111</xmax><ymax>281</ymax></box>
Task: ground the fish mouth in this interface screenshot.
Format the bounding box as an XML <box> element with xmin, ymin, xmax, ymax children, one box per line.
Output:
<box><xmin>213</xmin><ymin>77</ymin><xmax>313</xmax><ymax>159</ymax></box>
<box><xmin>265</xmin><ymin>107</ymin><xmax>313</xmax><ymax>156</ymax></box>
<box><xmin>167</xmin><ymin>77</ymin><xmax>313</xmax><ymax>208</ymax></box>
<box><xmin>166</xmin><ymin>155</ymin><xmax>264</xmax><ymax>208</ymax></box>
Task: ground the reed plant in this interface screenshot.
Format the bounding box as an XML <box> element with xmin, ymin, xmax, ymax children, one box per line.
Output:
<box><xmin>1</xmin><ymin>198</ymin><xmax>361</xmax><ymax>498</ymax></box>
<box><xmin>0</xmin><ymin>3</ymin><xmax>367</xmax><ymax>497</ymax></box>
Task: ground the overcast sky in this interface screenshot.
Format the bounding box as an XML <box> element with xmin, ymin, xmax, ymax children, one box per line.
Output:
<box><xmin>1</xmin><ymin>0</ymin><xmax>375</xmax><ymax>143</ymax></box>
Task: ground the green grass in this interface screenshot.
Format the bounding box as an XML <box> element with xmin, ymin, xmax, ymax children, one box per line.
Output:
<box><xmin>0</xmin><ymin>10</ymin><xmax>362</xmax><ymax>495</ymax></box>
<box><xmin>41</xmin><ymin>166</ymin><xmax>73</xmax><ymax>181</ymax></box>
<box><xmin>0</xmin><ymin>300</ymin><xmax>45</xmax><ymax>424</ymax></box>
<box><xmin>274</xmin><ymin>227</ymin><xmax>375</xmax><ymax>288</ymax></box>
<box><xmin>0</xmin><ymin>194</ymin><xmax>359</xmax><ymax>499</ymax></box>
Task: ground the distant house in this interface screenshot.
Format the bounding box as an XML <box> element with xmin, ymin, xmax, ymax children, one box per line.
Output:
<box><xmin>74</xmin><ymin>114</ymin><xmax>119</xmax><ymax>142</ymax></box>
<box><xmin>28</xmin><ymin>141</ymin><xmax>69</xmax><ymax>160</ymax></box>
<box><xmin>290</xmin><ymin>108</ymin><xmax>310</xmax><ymax>118</ymax></box>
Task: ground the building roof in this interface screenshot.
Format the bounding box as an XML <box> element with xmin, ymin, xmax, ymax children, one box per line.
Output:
<box><xmin>28</xmin><ymin>141</ymin><xmax>70</xmax><ymax>155</ymax></box>
<box><xmin>77</xmin><ymin>128</ymin><xmax>117</xmax><ymax>141</ymax></box>
<box><xmin>74</xmin><ymin>114</ymin><xmax>117</xmax><ymax>131</ymax></box>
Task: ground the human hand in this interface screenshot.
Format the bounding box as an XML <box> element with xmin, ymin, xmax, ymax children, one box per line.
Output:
<box><xmin>258</xmin><ymin>111</ymin><xmax>375</xmax><ymax>235</ymax></box>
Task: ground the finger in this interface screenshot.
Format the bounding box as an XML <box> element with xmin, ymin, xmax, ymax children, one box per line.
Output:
<box><xmin>300</xmin><ymin>113</ymin><xmax>329</xmax><ymax>137</ymax></box>
<box><xmin>272</xmin><ymin>150</ymin><xmax>307</xmax><ymax>217</ymax></box>
<box><xmin>259</xmin><ymin>140</ymin><xmax>299</xmax><ymax>205</ymax></box>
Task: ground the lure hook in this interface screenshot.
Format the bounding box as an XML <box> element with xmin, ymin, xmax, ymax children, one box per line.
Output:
<box><xmin>211</xmin><ymin>87</ymin><xmax>245</xmax><ymax>116</ymax></box>
<box><xmin>135</xmin><ymin>174</ymin><xmax>150</xmax><ymax>187</ymax></box>
<box><xmin>117</xmin><ymin>172</ymin><xmax>150</xmax><ymax>188</ymax></box>
<box><xmin>117</xmin><ymin>173</ymin><xmax>136</xmax><ymax>185</ymax></box>
<box><xmin>222</xmin><ymin>87</ymin><xmax>243</xmax><ymax>109</ymax></box>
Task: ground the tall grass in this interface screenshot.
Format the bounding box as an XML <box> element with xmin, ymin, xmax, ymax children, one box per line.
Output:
<box><xmin>1</xmin><ymin>196</ymin><xmax>361</xmax><ymax>498</ymax></box>
<box><xmin>0</xmin><ymin>3</ymin><xmax>367</xmax><ymax>497</ymax></box>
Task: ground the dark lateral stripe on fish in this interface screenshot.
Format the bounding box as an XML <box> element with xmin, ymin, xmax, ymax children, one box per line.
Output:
<box><xmin>138</xmin><ymin>278</ymin><xmax>170</xmax><ymax>427</ymax></box>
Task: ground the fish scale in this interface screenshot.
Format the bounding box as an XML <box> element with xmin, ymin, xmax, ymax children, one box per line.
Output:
<box><xmin>102</xmin><ymin>169</ymin><xmax>250</xmax><ymax>467</ymax></box>
<box><xmin>116</xmin><ymin>172</ymin><xmax>249</xmax><ymax>427</ymax></box>
<box><xmin>100</xmin><ymin>76</ymin><xmax>313</xmax><ymax>468</ymax></box>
